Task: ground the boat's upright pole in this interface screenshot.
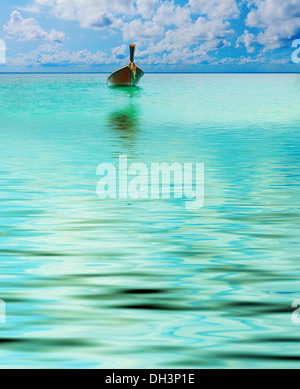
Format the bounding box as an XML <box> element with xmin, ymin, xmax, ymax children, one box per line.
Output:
<box><xmin>130</xmin><ymin>44</ymin><xmax>135</xmax><ymax>63</ymax></box>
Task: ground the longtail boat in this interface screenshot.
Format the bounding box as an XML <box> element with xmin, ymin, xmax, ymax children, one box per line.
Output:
<box><xmin>107</xmin><ymin>44</ymin><xmax>144</xmax><ymax>87</ymax></box>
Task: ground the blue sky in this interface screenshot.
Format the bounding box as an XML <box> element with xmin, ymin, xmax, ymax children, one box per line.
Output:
<box><xmin>0</xmin><ymin>0</ymin><xmax>300</xmax><ymax>72</ymax></box>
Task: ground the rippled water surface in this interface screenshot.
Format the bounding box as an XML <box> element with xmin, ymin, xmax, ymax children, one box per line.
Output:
<box><xmin>0</xmin><ymin>73</ymin><xmax>300</xmax><ymax>368</ymax></box>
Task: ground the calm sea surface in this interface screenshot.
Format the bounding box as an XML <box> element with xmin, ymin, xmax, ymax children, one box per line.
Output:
<box><xmin>0</xmin><ymin>73</ymin><xmax>300</xmax><ymax>368</ymax></box>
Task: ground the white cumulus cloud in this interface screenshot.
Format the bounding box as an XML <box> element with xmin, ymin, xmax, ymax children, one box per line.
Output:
<box><xmin>189</xmin><ymin>0</ymin><xmax>240</xmax><ymax>20</ymax></box>
<box><xmin>7</xmin><ymin>42</ymin><xmax>117</xmax><ymax>67</ymax></box>
<box><xmin>13</xmin><ymin>0</ymin><xmax>299</xmax><ymax>67</ymax></box>
<box><xmin>136</xmin><ymin>0</ymin><xmax>158</xmax><ymax>18</ymax></box>
<box><xmin>10</xmin><ymin>0</ymin><xmax>239</xmax><ymax>65</ymax></box>
<box><xmin>246</xmin><ymin>0</ymin><xmax>300</xmax><ymax>51</ymax></box>
<box><xmin>122</xmin><ymin>2</ymin><xmax>235</xmax><ymax>64</ymax></box>
<box><xmin>4</xmin><ymin>11</ymin><xmax>65</xmax><ymax>42</ymax></box>
<box><xmin>34</xmin><ymin>0</ymin><xmax>136</xmax><ymax>28</ymax></box>
<box><xmin>236</xmin><ymin>29</ymin><xmax>256</xmax><ymax>53</ymax></box>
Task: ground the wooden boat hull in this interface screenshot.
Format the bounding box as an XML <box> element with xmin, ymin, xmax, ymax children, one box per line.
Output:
<box><xmin>107</xmin><ymin>65</ymin><xmax>144</xmax><ymax>87</ymax></box>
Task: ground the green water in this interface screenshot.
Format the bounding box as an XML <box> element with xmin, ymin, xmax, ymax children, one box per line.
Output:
<box><xmin>0</xmin><ymin>73</ymin><xmax>300</xmax><ymax>368</ymax></box>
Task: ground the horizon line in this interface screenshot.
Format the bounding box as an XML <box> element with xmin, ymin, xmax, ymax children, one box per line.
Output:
<box><xmin>0</xmin><ymin>71</ymin><xmax>300</xmax><ymax>74</ymax></box>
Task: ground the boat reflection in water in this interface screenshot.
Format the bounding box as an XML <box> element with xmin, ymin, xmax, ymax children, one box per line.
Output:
<box><xmin>107</xmin><ymin>106</ymin><xmax>139</xmax><ymax>156</ymax></box>
<box><xmin>107</xmin><ymin>105</ymin><xmax>139</xmax><ymax>136</ymax></box>
<box><xmin>106</xmin><ymin>85</ymin><xmax>142</xmax><ymax>150</ymax></box>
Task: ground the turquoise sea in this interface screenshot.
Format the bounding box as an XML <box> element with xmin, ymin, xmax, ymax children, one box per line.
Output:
<box><xmin>0</xmin><ymin>73</ymin><xmax>300</xmax><ymax>368</ymax></box>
